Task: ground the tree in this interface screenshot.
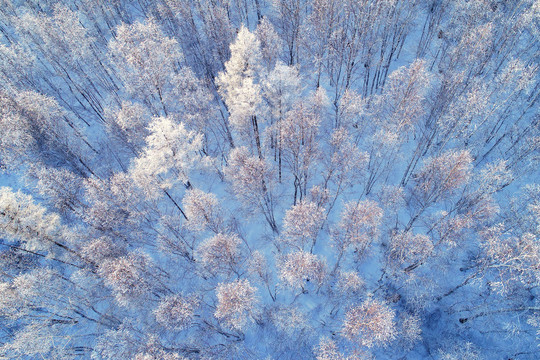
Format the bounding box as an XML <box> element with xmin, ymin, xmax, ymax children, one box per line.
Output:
<box><xmin>32</xmin><ymin>165</ymin><xmax>84</xmax><ymax>216</ymax></box>
<box><xmin>278</xmin><ymin>251</ymin><xmax>327</xmax><ymax>291</ymax></box>
<box><xmin>196</xmin><ymin>233</ymin><xmax>245</xmax><ymax>277</ymax></box>
<box><xmin>313</xmin><ymin>336</ymin><xmax>372</xmax><ymax>360</ymax></box>
<box><xmin>256</xmin><ymin>17</ymin><xmax>284</xmax><ymax>71</ymax></box>
<box><xmin>341</xmin><ymin>298</ymin><xmax>396</xmax><ymax>348</ymax></box>
<box><xmin>105</xmin><ymin>100</ymin><xmax>151</xmax><ymax>156</ymax></box>
<box><xmin>217</xmin><ymin>25</ymin><xmax>265</xmax><ymax>158</ymax></box>
<box><xmin>93</xmin><ymin>325</ymin><xmax>141</xmax><ymax>360</ymax></box>
<box><xmin>406</xmin><ymin>149</ymin><xmax>473</xmax><ymax>230</ymax></box>
<box><xmin>335</xmin><ymin>270</ymin><xmax>365</xmax><ymax>295</ymax></box>
<box><xmin>167</xmin><ymin>67</ymin><xmax>232</xmax><ymax>153</ymax></box>
<box><xmin>0</xmin><ymin>187</ymin><xmax>74</xmax><ymax>256</ymax></box>
<box><xmin>413</xmin><ymin>149</ymin><xmax>473</xmax><ymax>202</ymax></box>
<box><xmin>388</xmin><ymin>230</ymin><xmax>434</xmax><ymax>270</ymax></box>
<box><xmin>371</xmin><ymin>59</ymin><xmax>431</xmax><ymax>137</ymax></box>
<box><xmin>313</xmin><ymin>337</ymin><xmax>345</xmax><ymax>360</ymax></box>
<box><xmin>81</xmin><ymin>236</ymin><xmax>125</xmax><ymax>264</ymax></box>
<box><xmin>400</xmin><ymin>19</ymin><xmax>496</xmax><ymax>186</ymax></box>
<box><xmin>437</xmin><ymin>342</ymin><xmax>482</xmax><ymax>360</ymax></box>
<box><xmin>224</xmin><ymin>146</ymin><xmax>278</xmax><ymax>233</ymax></box>
<box><xmin>214</xmin><ymin>279</ymin><xmax>259</xmax><ymax>331</ymax></box>
<box><xmin>197</xmin><ymin>1</ymin><xmax>236</xmax><ymax>72</ymax></box>
<box><xmin>12</xmin><ymin>4</ymin><xmax>110</xmax><ymax>125</ymax></box>
<box><xmin>270</xmin><ymin>304</ymin><xmax>308</xmax><ymax>336</ymax></box>
<box><xmin>154</xmin><ymin>294</ymin><xmax>199</xmax><ymax>331</ymax></box>
<box><xmin>271</xmin><ymin>0</ymin><xmax>309</xmax><ymax>65</ymax></box>
<box><xmin>108</xmin><ymin>18</ymin><xmax>182</xmax><ymax>115</ymax></box>
<box><xmin>157</xmin><ymin>0</ymin><xmax>235</xmax><ymax>81</ymax></box>
<box><xmin>361</xmin><ymin>59</ymin><xmax>431</xmax><ymax>194</ymax></box>
<box><xmin>83</xmin><ymin>172</ymin><xmax>145</xmax><ymax>237</ymax></box>
<box><xmin>0</xmin><ymin>42</ymin><xmax>35</xmax><ymax>90</ymax></box>
<box><xmin>0</xmin><ymin>90</ymin><xmax>92</xmax><ymax>175</ymax></box>
<box><xmin>134</xmin><ymin>341</ymin><xmax>186</xmax><ymax>360</ymax></box>
<box><xmin>376</xmin><ymin>185</ymin><xmax>405</xmax><ymax>218</ymax></box>
<box><xmin>156</xmin><ymin>213</ymin><xmax>199</xmax><ymax>264</ymax></box>
<box><xmin>331</xmin><ymin>199</ymin><xmax>383</xmax><ymax>264</ymax></box>
<box><xmin>279</xmin><ymin>88</ymin><xmax>328</xmax><ymax>203</ymax></box>
<box><xmin>300</xmin><ymin>0</ymin><xmax>342</xmax><ymax>88</ymax></box>
<box><xmin>1</xmin><ymin>322</ymin><xmax>71</xmax><ymax>359</ymax></box>
<box><xmin>281</xmin><ymin>200</ymin><xmax>325</xmax><ymax>251</ymax></box>
<box><xmin>0</xmin><ymin>266</ymin><xmax>116</xmax><ymax>359</ymax></box>
<box><xmin>262</xmin><ymin>60</ymin><xmax>302</xmax><ymax>180</ymax></box>
<box><xmin>478</xmin><ymin>225</ymin><xmax>540</xmax><ymax>294</ymax></box>
<box><xmin>99</xmin><ymin>251</ymin><xmax>158</xmax><ymax>307</ymax></box>
<box><xmin>130</xmin><ymin>116</ymin><xmax>206</xmax><ymax>200</ymax></box>
<box><xmin>398</xmin><ymin>313</ymin><xmax>422</xmax><ymax>350</ymax></box>
<box><xmin>1</xmin><ymin>1</ymin><xmax>539</xmax><ymax>357</ymax></box>
<box><xmin>319</xmin><ymin>128</ymin><xmax>369</xmax><ymax>209</ymax></box>
<box><xmin>182</xmin><ymin>188</ymin><xmax>223</xmax><ymax>233</ymax></box>
<box><xmin>334</xmin><ymin>89</ymin><xmax>364</xmax><ymax>130</ymax></box>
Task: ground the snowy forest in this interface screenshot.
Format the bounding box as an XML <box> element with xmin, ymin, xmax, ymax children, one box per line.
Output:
<box><xmin>0</xmin><ymin>0</ymin><xmax>539</xmax><ymax>359</ymax></box>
